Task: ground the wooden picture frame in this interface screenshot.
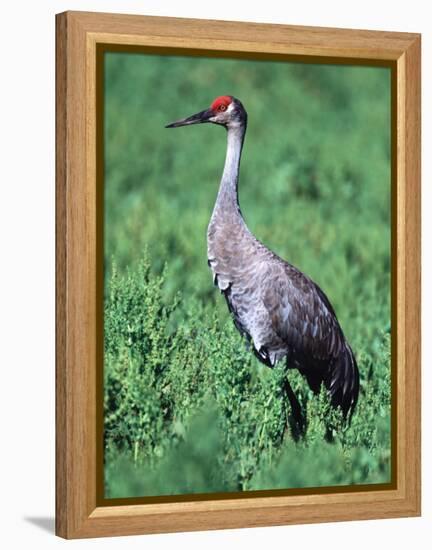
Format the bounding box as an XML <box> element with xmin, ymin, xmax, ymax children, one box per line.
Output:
<box><xmin>55</xmin><ymin>10</ymin><xmax>421</xmax><ymax>539</ymax></box>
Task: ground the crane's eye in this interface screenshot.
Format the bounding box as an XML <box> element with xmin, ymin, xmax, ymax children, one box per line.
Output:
<box><xmin>218</xmin><ymin>104</ymin><xmax>227</xmax><ymax>112</ymax></box>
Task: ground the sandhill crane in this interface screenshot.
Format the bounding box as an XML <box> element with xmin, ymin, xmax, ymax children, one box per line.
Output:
<box><xmin>166</xmin><ymin>95</ymin><xmax>359</xmax><ymax>428</ymax></box>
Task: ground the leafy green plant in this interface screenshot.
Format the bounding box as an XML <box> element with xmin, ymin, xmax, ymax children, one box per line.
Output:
<box><xmin>104</xmin><ymin>258</ymin><xmax>391</xmax><ymax>498</ymax></box>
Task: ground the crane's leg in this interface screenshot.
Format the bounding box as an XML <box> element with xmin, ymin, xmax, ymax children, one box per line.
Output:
<box><xmin>283</xmin><ymin>363</ymin><xmax>306</xmax><ymax>439</ymax></box>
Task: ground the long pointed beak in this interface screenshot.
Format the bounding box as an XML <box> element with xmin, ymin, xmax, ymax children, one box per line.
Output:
<box><xmin>165</xmin><ymin>108</ymin><xmax>213</xmax><ymax>128</ymax></box>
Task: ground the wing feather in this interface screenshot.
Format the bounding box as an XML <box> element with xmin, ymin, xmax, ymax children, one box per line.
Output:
<box><xmin>262</xmin><ymin>262</ymin><xmax>345</xmax><ymax>362</ymax></box>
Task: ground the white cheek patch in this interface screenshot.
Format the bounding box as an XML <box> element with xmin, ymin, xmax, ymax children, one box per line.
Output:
<box><xmin>226</xmin><ymin>102</ymin><xmax>235</xmax><ymax>114</ymax></box>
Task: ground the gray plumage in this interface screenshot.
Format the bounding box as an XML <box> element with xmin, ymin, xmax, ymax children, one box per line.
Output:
<box><xmin>166</xmin><ymin>95</ymin><xmax>359</xmax><ymax>420</ymax></box>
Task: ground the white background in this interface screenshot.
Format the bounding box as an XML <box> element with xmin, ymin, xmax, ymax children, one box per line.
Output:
<box><xmin>0</xmin><ymin>0</ymin><xmax>430</xmax><ymax>548</ymax></box>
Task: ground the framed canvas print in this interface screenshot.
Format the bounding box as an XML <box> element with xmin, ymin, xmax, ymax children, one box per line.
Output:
<box><xmin>55</xmin><ymin>11</ymin><xmax>421</xmax><ymax>539</ymax></box>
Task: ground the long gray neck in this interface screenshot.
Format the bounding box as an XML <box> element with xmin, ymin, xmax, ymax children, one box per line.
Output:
<box><xmin>213</xmin><ymin>124</ymin><xmax>246</xmax><ymax>217</ymax></box>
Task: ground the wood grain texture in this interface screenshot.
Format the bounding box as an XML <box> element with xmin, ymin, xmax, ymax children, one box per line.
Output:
<box><xmin>56</xmin><ymin>11</ymin><xmax>98</xmax><ymax>537</ymax></box>
<box><xmin>402</xmin><ymin>36</ymin><xmax>421</xmax><ymax>513</ymax></box>
<box><xmin>55</xmin><ymin>10</ymin><xmax>421</xmax><ymax>539</ymax></box>
<box><xmin>55</xmin><ymin>12</ymin><xmax>68</xmax><ymax>538</ymax></box>
<box><xmin>68</xmin><ymin>10</ymin><xmax>418</xmax><ymax>60</ymax></box>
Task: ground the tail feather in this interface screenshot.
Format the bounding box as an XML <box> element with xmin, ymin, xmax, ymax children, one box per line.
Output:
<box><xmin>325</xmin><ymin>344</ymin><xmax>359</xmax><ymax>417</ymax></box>
<box><xmin>299</xmin><ymin>343</ymin><xmax>359</xmax><ymax>418</ymax></box>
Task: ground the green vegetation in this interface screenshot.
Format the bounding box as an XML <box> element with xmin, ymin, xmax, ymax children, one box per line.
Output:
<box><xmin>104</xmin><ymin>53</ymin><xmax>392</xmax><ymax>498</ymax></box>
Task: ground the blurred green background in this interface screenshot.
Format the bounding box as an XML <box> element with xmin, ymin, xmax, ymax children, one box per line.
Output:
<box><xmin>103</xmin><ymin>52</ymin><xmax>392</xmax><ymax>498</ymax></box>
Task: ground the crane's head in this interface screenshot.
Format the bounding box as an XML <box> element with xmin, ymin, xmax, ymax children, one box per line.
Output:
<box><xmin>165</xmin><ymin>95</ymin><xmax>247</xmax><ymax>130</ymax></box>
